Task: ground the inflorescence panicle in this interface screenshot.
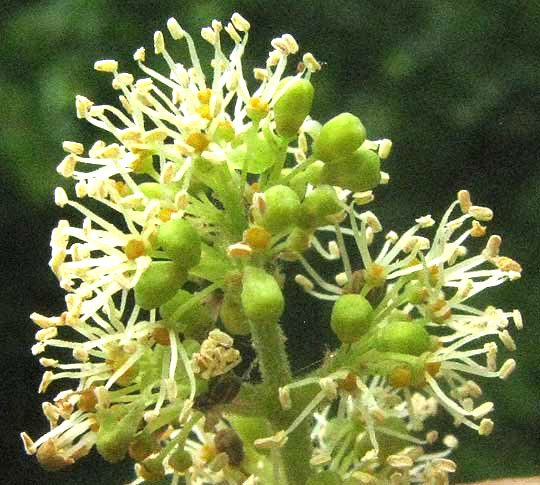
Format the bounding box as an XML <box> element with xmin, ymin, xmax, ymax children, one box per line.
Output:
<box><xmin>23</xmin><ymin>13</ymin><xmax>522</xmax><ymax>485</ymax></box>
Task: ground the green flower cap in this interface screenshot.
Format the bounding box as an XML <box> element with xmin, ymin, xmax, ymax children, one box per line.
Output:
<box><xmin>241</xmin><ymin>266</ymin><xmax>284</xmax><ymax>323</ymax></box>
<box><xmin>159</xmin><ymin>289</ymin><xmax>212</xmax><ymax>335</ymax></box>
<box><xmin>139</xmin><ymin>455</ymin><xmax>165</xmax><ymax>481</ymax></box>
<box><xmin>376</xmin><ymin>320</ymin><xmax>431</xmax><ymax>356</ymax></box>
<box><xmin>168</xmin><ymin>449</ymin><xmax>193</xmax><ymax>473</ymax></box>
<box><xmin>157</xmin><ymin>218</ymin><xmax>202</xmax><ymax>269</ymax></box>
<box><xmin>321</xmin><ymin>147</ymin><xmax>381</xmax><ymax>192</ymax></box>
<box><xmin>296</xmin><ymin>185</ymin><xmax>343</xmax><ymax>229</ymax></box>
<box><xmin>96</xmin><ymin>401</ymin><xmax>145</xmax><ymax>463</ymax></box>
<box><xmin>314</xmin><ymin>113</ymin><xmax>366</xmax><ymax>162</ymax></box>
<box><xmin>134</xmin><ymin>261</ymin><xmax>187</xmax><ymax>310</ymax></box>
<box><xmin>274</xmin><ymin>77</ymin><xmax>314</xmax><ymax>138</ymax></box>
<box><xmin>330</xmin><ymin>294</ymin><xmax>373</xmax><ymax>343</ymax></box>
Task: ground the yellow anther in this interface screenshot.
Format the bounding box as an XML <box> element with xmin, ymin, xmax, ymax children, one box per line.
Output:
<box><xmin>185</xmin><ymin>132</ymin><xmax>210</xmax><ymax>153</ymax></box>
<box><xmin>365</xmin><ymin>262</ymin><xmax>387</xmax><ymax>287</ymax></box>
<box><xmin>247</xmin><ymin>97</ymin><xmax>269</xmax><ymax>119</ymax></box>
<box><xmin>494</xmin><ymin>256</ymin><xmax>522</xmax><ymax>273</ymax></box>
<box><xmin>471</xmin><ymin>220</ymin><xmax>486</xmax><ymax>237</ymax></box>
<box><xmin>196</xmin><ymin>104</ymin><xmax>212</xmax><ymax>120</ymax></box>
<box><xmin>124</xmin><ymin>239</ymin><xmax>146</xmax><ymax>260</ymax></box>
<box><xmin>457</xmin><ymin>189</ymin><xmax>472</xmax><ymax>213</ymax></box>
<box><xmin>62</xmin><ymin>141</ymin><xmax>84</xmax><ymax>155</ymax></box>
<box><xmin>133</xmin><ymin>47</ymin><xmax>146</xmax><ymax>62</ymax></box>
<box><xmin>94</xmin><ymin>59</ymin><xmax>118</xmax><ymax>72</ymax></box>
<box><xmin>152</xmin><ymin>326</ymin><xmax>171</xmax><ymax>346</ymax></box>
<box><xmin>428</xmin><ymin>297</ymin><xmax>452</xmax><ymax>324</ymax></box>
<box><xmin>389</xmin><ymin>366</ymin><xmax>412</xmax><ymax>388</ymax></box>
<box><xmin>159</xmin><ymin>208</ymin><xmax>176</xmax><ymax>222</ymax></box>
<box><xmin>197</xmin><ymin>88</ymin><xmax>212</xmax><ymax>104</ymax></box>
<box><xmin>167</xmin><ymin>17</ymin><xmax>184</xmax><ymax>40</ymax></box>
<box><xmin>227</xmin><ymin>242</ymin><xmax>252</xmax><ymax>258</ymax></box>
<box><xmin>143</xmin><ymin>128</ymin><xmax>168</xmax><ymax>144</ymax></box>
<box><xmin>244</xmin><ymin>226</ymin><xmax>271</xmax><ymax>251</ymax></box>
<box><xmin>425</xmin><ymin>361</ymin><xmax>441</xmax><ymax>377</ymax></box>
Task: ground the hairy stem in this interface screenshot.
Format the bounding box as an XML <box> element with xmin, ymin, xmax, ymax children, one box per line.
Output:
<box><xmin>248</xmin><ymin>317</ymin><xmax>314</xmax><ymax>485</ymax></box>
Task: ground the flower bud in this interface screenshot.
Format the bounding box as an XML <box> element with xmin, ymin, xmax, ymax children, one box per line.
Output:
<box><xmin>289</xmin><ymin>161</ymin><xmax>324</xmax><ymax>198</ymax></box>
<box><xmin>314</xmin><ymin>113</ymin><xmax>366</xmax><ymax>162</ymax></box>
<box><xmin>261</xmin><ymin>184</ymin><xmax>301</xmax><ymax>233</ymax></box>
<box><xmin>220</xmin><ymin>297</ymin><xmax>251</xmax><ymax>335</ymax></box>
<box><xmin>134</xmin><ymin>261</ymin><xmax>187</xmax><ymax>310</ymax></box>
<box><xmin>376</xmin><ymin>321</ymin><xmax>431</xmax><ymax>356</ymax></box>
<box><xmin>215</xmin><ymin>120</ymin><xmax>235</xmax><ymax>143</ymax></box>
<box><xmin>296</xmin><ymin>185</ymin><xmax>342</xmax><ymax>229</ymax></box>
<box><xmin>321</xmin><ymin>147</ymin><xmax>381</xmax><ymax>192</ymax></box>
<box><xmin>241</xmin><ymin>266</ymin><xmax>284</xmax><ymax>323</ymax></box>
<box><xmin>274</xmin><ymin>77</ymin><xmax>314</xmax><ymax>138</ymax></box>
<box><xmin>286</xmin><ymin>227</ymin><xmax>312</xmax><ymax>253</ymax></box>
<box><xmin>128</xmin><ymin>431</ymin><xmax>158</xmax><ymax>462</ymax></box>
<box><xmin>330</xmin><ymin>294</ymin><xmax>373</xmax><ymax>343</ymax></box>
<box><xmin>157</xmin><ymin>218</ymin><xmax>202</xmax><ymax>269</ymax></box>
<box><xmin>168</xmin><ymin>448</ymin><xmax>193</xmax><ymax>473</ymax></box>
<box><xmin>306</xmin><ymin>470</ymin><xmax>342</xmax><ymax>485</ymax></box>
<box><xmin>159</xmin><ymin>289</ymin><xmax>212</xmax><ymax>335</ymax></box>
<box><xmin>96</xmin><ymin>402</ymin><xmax>145</xmax><ymax>463</ymax></box>
<box><xmin>139</xmin><ymin>455</ymin><xmax>165</xmax><ymax>482</ymax></box>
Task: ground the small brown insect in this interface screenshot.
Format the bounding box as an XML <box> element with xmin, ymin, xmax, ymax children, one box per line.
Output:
<box><xmin>194</xmin><ymin>373</ymin><xmax>242</xmax><ymax>412</ymax></box>
<box><xmin>214</xmin><ymin>429</ymin><xmax>244</xmax><ymax>466</ymax></box>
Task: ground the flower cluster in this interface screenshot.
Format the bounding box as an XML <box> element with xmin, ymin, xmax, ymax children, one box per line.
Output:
<box><xmin>22</xmin><ymin>13</ymin><xmax>522</xmax><ymax>485</ymax></box>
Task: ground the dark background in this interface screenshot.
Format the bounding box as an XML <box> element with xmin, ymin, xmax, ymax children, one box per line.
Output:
<box><xmin>1</xmin><ymin>1</ymin><xmax>539</xmax><ymax>484</ymax></box>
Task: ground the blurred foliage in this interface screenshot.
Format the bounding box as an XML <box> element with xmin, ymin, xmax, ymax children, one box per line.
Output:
<box><xmin>1</xmin><ymin>0</ymin><xmax>539</xmax><ymax>484</ymax></box>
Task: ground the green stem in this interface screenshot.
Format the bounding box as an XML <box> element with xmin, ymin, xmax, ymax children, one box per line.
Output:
<box><xmin>248</xmin><ymin>317</ymin><xmax>314</xmax><ymax>485</ymax></box>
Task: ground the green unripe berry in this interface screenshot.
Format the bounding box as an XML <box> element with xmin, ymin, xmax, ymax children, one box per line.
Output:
<box><xmin>376</xmin><ymin>320</ymin><xmax>431</xmax><ymax>356</ymax></box>
<box><xmin>330</xmin><ymin>294</ymin><xmax>373</xmax><ymax>343</ymax></box>
<box><xmin>241</xmin><ymin>266</ymin><xmax>284</xmax><ymax>323</ymax></box>
<box><xmin>157</xmin><ymin>218</ymin><xmax>201</xmax><ymax>269</ymax></box>
<box><xmin>314</xmin><ymin>113</ymin><xmax>366</xmax><ymax>162</ymax></box>
<box><xmin>296</xmin><ymin>185</ymin><xmax>343</xmax><ymax>229</ymax></box>
<box><xmin>274</xmin><ymin>77</ymin><xmax>314</xmax><ymax>138</ymax></box>
<box><xmin>261</xmin><ymin>184</ymin><xmax>301</xmax><ymax>233</ymax></box>
<box><xmin>168</xmin><ymin>449</ymin><xmax>193</xmax><ymax>473</ymax></box>
<box><xmin>321</xmin><ymin>147</ymin><xmax>381</xmax><ymax>192</ymax></box>
<box><xmin>306</xmin><ymin>471</ymin><xmax>342</xmax><ymax>485</ymax></box>
<box><xmin>159</xmin><ymin>289</ymin><xmax>212</xmax><ymax>334</ymax></box>
<box><xmin>134</xmin><ymin>261</ymin><xmax>187</xmax><ymax>310</ymax></box>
